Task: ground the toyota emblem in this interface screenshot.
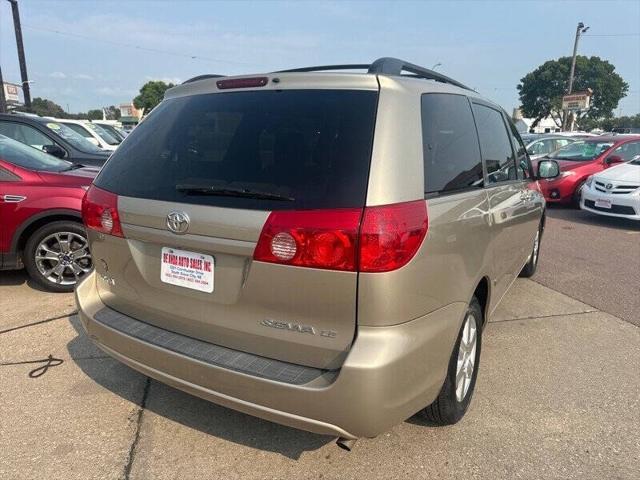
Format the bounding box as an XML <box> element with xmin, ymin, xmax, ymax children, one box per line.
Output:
<box><xmin>605</xmin><ymin>183</ymin><xmax>613</xmax><ymax>190</ymax></box>
<box><xmin>166</xmin><ymin>211</ymin><xmax>190</xmax><ymax>234</ymax></box>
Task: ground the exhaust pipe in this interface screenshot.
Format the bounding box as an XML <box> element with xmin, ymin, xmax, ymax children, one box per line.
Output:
<box><xmin>336</xmin><ymin>437</ymin><xmax>357</xmax><ymax>451</ymax></box>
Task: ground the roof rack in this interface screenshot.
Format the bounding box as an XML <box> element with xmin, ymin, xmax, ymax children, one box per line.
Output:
<box><xmin>181</xmin><ymin>57</ymin><xmax>472</xmax><ymax>91</ymax></box>
<box><xmin>182</xmin><ymin>74</ymin><xmax>226</xmax><ymax>84</ymax></box>
<box><xmin>277</xmin><ymin>57</ymin><xmax>472</xmax><ymax>91</ymax></box>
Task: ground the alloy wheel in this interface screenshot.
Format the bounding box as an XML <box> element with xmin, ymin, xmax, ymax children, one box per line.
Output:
<box><xmin>35</xmin><ymin>231</ymin><xmax>92</xmax><ymax>286</ymax></box>
<box><xmin>455</xmin><ymin>312</ymin><xmax>478</xmax><ymax>402</ymax></box>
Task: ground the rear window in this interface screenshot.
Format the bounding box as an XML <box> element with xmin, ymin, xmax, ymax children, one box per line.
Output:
<box><xmin>95</xmin><ymin>90</ymin><xmax>378</xmax><ymax>210</ymax></box>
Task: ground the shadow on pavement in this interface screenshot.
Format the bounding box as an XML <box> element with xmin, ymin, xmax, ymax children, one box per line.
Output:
<box><xmin>546</xmin><ymin>204</ymin><xmax>640</xmax><ymax>230</ymax></box>
<box><xmin>65</xmin><ymin>315</ymin><xmax>331</xmax><ymax>459</ymax></box>
<box><xmin>0</xmin><ymin>269</ymin><xmax>62</xmax><ymax>292</ymax></box>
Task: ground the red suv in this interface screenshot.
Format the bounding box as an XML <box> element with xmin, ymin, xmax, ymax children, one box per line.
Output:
<box><xmin>0</xmin><ymin>134</ymin><xmax>97</xmax><ymax>291</ymax></box>
<box><xmin>538</xmin><ymin>135</ymin><xmax>640</xmax><ymax>205</ymax></box>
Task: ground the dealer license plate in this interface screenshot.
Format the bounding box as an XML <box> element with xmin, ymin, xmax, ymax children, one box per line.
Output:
<box><xmin>160</xmin><ymin>247</ymin><xmax>214</xmax><ymax>293</ymax></box>
<box><xmin>594</xmin><ymin>199</ymin><xmax>612</xmax><ymax>209</ymax></box>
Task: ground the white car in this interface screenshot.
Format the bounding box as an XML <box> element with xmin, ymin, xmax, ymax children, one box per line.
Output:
<box><xmin>54</xmin><ymin>119</ymin><xmax>120</xmax><ymax>151</ymax></box>
<box><xmin>581</xmin><ymin>156</ymin><xmax>640</xmax><ymax>220</ymax></box>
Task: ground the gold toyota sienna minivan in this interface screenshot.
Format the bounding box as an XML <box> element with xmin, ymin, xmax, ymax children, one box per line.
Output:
<box><xmin>76</xmin><ymin>58</ymin><xmax>559</xmax><ymax>448</ymax></box>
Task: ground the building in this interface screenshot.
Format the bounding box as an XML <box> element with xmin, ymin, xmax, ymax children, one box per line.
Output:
<box><xmin>119</xmin><ymin>102</ymin><xmax>144</xmax><ymax>130</ymax></box>
<box><xmin>512</xmin><ymin>108</ymin><xmax>562</xmax><ymax>134</ymax></box>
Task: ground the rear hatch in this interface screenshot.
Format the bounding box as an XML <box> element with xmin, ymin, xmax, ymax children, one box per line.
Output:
<box><xmin>91</xmin><ymin>85</ymin><xmax>378</xmax><ymax>369</ymax></box>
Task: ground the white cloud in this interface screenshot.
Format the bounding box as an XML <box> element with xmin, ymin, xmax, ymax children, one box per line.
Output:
<box><xmin>73</xmin><ymin>73</ymin><xmax>94</xmax><ymax>80</ymax></box>
<box><xmin>49</xmin><ymin>71</ymin><xmax>67</xmax><ymax>79</ymax></box>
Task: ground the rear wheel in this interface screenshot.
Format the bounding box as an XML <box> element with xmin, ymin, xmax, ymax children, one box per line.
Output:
<box><xmin>519</xmin><ymin>226</ymin><xmax>541</xmax><ymax>278</ymax></box>
<box><xmin>24</xmin><ymin>221</ymin><xmax>93</xmax><ymax>293</ymax></box>
<box><xmin>421</xmin><ymin>297</ymin><xmax>482</xmax><ymax>425</ymax></box>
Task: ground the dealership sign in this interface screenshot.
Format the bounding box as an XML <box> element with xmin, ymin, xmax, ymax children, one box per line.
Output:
<box><xmin>562</xmin><ymin>90</ymin><xmax>592</xmax><ymax>111</ymax></box>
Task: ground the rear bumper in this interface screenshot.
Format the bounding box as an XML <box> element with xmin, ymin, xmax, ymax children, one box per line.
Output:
<box><xmin>75</xmin><ymin>271</ymin><xmax>465</xmax><ymax>438</ymax></box>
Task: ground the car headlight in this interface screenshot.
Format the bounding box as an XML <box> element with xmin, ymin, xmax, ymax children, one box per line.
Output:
<box><xmin>585</xmin><ymin>175</ymin><xmax>594</xmax><ymax>188</ymax></box>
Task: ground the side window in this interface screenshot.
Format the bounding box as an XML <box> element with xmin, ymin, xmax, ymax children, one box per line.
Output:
<box><xmin>0</xmin><ymin>121</ymin><xmax>54</xmax><ymax>150</ymax></box>
<box><xmin>554</xmin><ymin>138</ymin><xmax>573</xmax><ymax>151</ymax></box>
<box><xmin>0</xmin><ymin>166</ymin><xmax>21</xmax><ymax>181</ymax></box>
<box><xmin>472</xmin><ymin>104</ymin><xmax>516</xmax><ymax>184</ymax></box>
<box><xmin>506</xmin><ymin>118</ymin><xmax>532</xmax><ymax>180</ymax></box>
<box><xmin>421</xmin><ymin>94</ymin><xmax>483</xmax><ymax>195</ymax></box>
<box><xmin>612</xmin><ymin>141</ymin><xmax>640</xmax><ymax>161</ymax></box>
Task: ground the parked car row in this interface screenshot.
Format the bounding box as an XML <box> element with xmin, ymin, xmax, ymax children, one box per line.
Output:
<box><xmin>1</xmin><ymin>57</ymin><xmax>638</xmax><ymax>448</ymax></box>
<box><xmin>0</xmin><ymin>113</ymin><xmax>111</xmax><ymax>167</ymax></box>
<box><xmin>0</xmin><ymin>134</ymin><xmax>96</xmax><ymax>291</ymax></box>
<box><xmin>535</xmin><ymin>135</ymin><xmax>640</xmax><ymax>208</ymax></box>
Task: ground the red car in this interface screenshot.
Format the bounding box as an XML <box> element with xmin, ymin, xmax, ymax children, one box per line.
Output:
<box><xmin>0</xmin><ymin>134</ymin><xmax>98</xmax><ymax>291</ymax></box>
<box><xmin>538</xmin><ymin>135</ymin><xmax>640</xmax><ymax>205</ymax></box>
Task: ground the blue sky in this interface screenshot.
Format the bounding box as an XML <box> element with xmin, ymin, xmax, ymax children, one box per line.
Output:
<box><xmin>1</xmin><ymin>0</ymin><xmax>638</xmax><ymax>115</ymax></box>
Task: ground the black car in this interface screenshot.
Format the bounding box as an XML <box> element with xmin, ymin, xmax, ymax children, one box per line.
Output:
<box><xmin>0</xmin><ymin>113</ymin><xmax>111</xmax><ymax>167</ymax></box>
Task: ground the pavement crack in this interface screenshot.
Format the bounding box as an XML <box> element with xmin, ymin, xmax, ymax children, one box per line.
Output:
<box><xmin>0</xmin><ymin>311</ymin><xmax>78</xmax><ymax>336</ymax></box>
<box><xmin>121</xmin><ymin>376</ymin><xmax>151</xmax><ymax>480</ymax></box>
<box><xmin>490</xmin><ymin>309</ymin><xmax>598</xmax><ymax>324</ymax></box>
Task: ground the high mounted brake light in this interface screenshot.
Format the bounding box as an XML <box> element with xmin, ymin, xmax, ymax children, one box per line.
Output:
<box><xmin>216</xmin><ymin>77</ymin><xmax>269</xmax><ymax>89</ymax></box>
<box><xmin>253</xmin><ymin>201</ymin><xmax>428</xmax><ymax>272</ymax></box>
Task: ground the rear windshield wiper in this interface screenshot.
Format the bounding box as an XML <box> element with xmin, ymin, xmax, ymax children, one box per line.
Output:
<box><xmin>176</xmin><ymin>184</ymin><xmax>294</xmax><ymax>202</ymax></box>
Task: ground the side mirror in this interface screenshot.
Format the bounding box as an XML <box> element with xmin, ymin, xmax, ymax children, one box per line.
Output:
<box><xmin>605</xmin><ymin>155</ymin><xmax>624</xmax><ymax>165</ymax></box>
<box><xmin>537</xmin><ymin>159</ymin><xmax>560</xmax><ymax>179</ymax></box>
<box><xmin>42</xmin><ymin>144</ymin><xmax>66</xmax><ymax>159</ymax></box>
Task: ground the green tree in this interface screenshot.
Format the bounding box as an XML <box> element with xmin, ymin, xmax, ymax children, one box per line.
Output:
<box><xmin>105</xmin><ymin>105</ymin><xmax>121</xmax><ymax>120</ymax></box>
<box><xmin>133</xmin><ymin>80</ymin><xmax>175</xmax><ymax>114</ymax></box>
<box><xmin>30</xmin><ymin>97</ymin><xmax>66</xmax><ymax>117</ymax></box>
<box><xmin>87</xmin><ymin>109</ymin><xmax>103</xmax><ymax>120</ymax></box>
<box><xmin>517</xmin><ymin>56</ymin><xmax>628</xmax><ymax>129</ymax></box>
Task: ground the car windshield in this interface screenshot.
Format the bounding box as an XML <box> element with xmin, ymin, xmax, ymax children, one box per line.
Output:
<box><xmin>629</xmin><ymin>156</ymin><xmax>640</xmax><ymax>165</ymax></box>
<box><xmin>549</xmin><ymin>141</ymin><xmax>614</xmax><ymax>161</ymax></box>
<box><xmin>42</xmin><ymin>121</ymin><xmax>105</xmax><ymax>154</ymax></box>
<box><xmin>86</xmin><ymin>123</ymin><xmax>121</xmax><ymax>145</ymax></box>
<box><xmin>0</xmin><ymin>134</ymin><xmax>73</xmax><ymax>172</ymax></box>
<box><xmin>95</xmin><ymin>123</ymin><xmax>125</xmax><ymax>141</ymax></box>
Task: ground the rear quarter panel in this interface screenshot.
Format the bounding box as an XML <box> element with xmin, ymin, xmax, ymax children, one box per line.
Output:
<box><xmin>358</xmin><ymin>190</ymin><xmax>492</xmax><ymax>326</ymax></box>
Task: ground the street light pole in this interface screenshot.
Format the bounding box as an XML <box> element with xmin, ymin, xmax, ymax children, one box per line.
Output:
<box><xmin>8</xmin><ymin>0</ymin><xmax>32</xmax><ymax>110</ymax></box>
<box><xmin>0</xmin><ymin>65</ymin><xmax>7</xmax><ymax>113</ymax></box>
<box><xmin>563</xmin><ymin>22</ymin><xmax>589</xmax><ymax>131</ymax></box>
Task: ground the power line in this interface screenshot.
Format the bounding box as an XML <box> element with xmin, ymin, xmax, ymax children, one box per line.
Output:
<box><xmin>583</xmin><ymin>33</ymin><xmax>640</xmax><ymax>37</ymax></box>
<box><xmin>21</xmin><ymin>24</ymin><xmax>262</xmax><ymax>67</ymax></box>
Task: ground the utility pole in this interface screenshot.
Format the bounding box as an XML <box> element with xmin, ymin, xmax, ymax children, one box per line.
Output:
<box><xmin>0</xmin><ymin>65</ymin><xmax>7</xmax><ymax>113</ymax></box>
<box><xmin>8</xmin><ymin>0</ymin><xmax>32</xmax><ymax>110</ymax></box>
<box><xmin>563</xmin><ymin>22</ymin><xmax>589</xmax><ymax>131</ymax></box>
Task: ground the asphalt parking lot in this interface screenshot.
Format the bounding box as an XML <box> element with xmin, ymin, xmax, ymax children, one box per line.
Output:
<box><xmin>1</xmin><ymin>211</ymin><xmax>639</xmax><ymax>480</ymax></box>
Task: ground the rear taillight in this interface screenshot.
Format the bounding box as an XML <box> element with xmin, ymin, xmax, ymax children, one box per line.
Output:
<box><xmin>81</xmin><ymin>185</ymin><xmax>124</xmax><ymax>237</ymax></box>
<box><xmin>253</xmin><ymin>200</ymin><xmax>428</xmax><ymax>272</ymax></box>
<box><xmin>253</xmin><ymin>209</ymin><xmax>361</xmax><ymax>271</ymax></box>
<box><xmin>358</xmin><ymin>200</ymin><xmax>428</xmax><ymax>272</ymax></box>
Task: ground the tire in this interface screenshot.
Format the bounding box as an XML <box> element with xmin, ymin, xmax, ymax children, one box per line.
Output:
<box><xmin>421</xmin><ymin>297</ymin><xmax>482</xmax><ymax>425</ymax></box>
<box><xmin>519</xmin><ymin>225</ymin><xmax>541</xmax><ymax>278</ymax></box>
<box><xmin>572</xmin><ymin>180</ymin><xmax>586</xmax><ymax>208</ymax></box>
<box><xmin>24</xmin><ymin>220</ymin><xmax>93</xmax><ymax>293</ymax></box>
